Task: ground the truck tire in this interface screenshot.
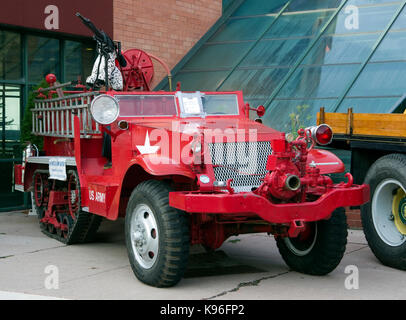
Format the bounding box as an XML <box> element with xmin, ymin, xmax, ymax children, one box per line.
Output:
<box><xmin>125</xmin><ymin>180</ymin><xmax>190</xmax><ymax>287</ymax></box>
<box><xmin>32</xmin><ymin>170</ymin><xmax>48</xmax><ymax>220</ymax></box>
<box><xmin>276</xmin><ymin>208</ymin><xmax>347</xmax><ymax>275</ymax></box>
<box><xmin>361</xmin><ymin>153</ymin><xmax>406</xmax><ymax>270</ymax></box>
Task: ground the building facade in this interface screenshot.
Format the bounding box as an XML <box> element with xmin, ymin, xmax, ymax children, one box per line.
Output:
<box><xmin>3</xmin><ymin>0</ymin><xmax>403</xmax><ymax>227</ymax></box>
<box><xmin>0</xmin><ymin>0</ymin><xmax>222</xmax><ymax>210</ymax></box>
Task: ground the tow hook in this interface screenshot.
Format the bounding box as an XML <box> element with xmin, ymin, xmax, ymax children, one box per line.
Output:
<box><xmin>340</xmin><ymin>173</ymin><xmax>354</xmax><ymax>188</ymax></box>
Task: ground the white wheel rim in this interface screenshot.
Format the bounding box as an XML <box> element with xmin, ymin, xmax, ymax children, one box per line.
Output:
<box><xmin>284</xmin><ymin>225</ymin><xmax>318</xmax><ymax>256</ymax></box>
<box><xmin>130</xmin><ymin>204</ymin><xmax>159</xmax><ymax>269</ymax></box>
<box><xmin>372</xmin><ymin>179</ymin><xmax>406</xmax><ymax>247</ymax></box>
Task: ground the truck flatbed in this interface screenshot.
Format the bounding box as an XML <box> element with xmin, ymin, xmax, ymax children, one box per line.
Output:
<box><xmin>317</xmin><ymin>107</ymin><xmax>406</xmax><ymax>271</ymax></box>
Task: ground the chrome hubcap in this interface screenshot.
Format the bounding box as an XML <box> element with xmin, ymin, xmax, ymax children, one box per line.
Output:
<box><xmin>130</xmin><ymin>204</ymin><xmax>159</xmax><ymax>269</ymax></box>
<box><xmin>372</xmin><ymin>179</ymin><xmax>406</xmax><ymax>247</ymax></box>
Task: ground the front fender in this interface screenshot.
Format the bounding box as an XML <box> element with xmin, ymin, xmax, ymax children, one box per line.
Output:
<box><xmin>130</xmin><ymin>154</ymin><xmax>196</xmax><ymax>180</ymax></box>
<box><xmin>306</xmin><ymin>148</ymin><xmax>345</xmax><ymax>174</ymax></box>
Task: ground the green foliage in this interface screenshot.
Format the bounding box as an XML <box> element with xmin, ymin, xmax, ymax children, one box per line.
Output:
<box><xmin>21</xmin><ymin>80</ymin><xmax>48</xmax><ymax>150</ymax></box>
<box><xmin>289</xmin><ymin>105</ymin><xmax>312</xmax><ymax>139</ymax></box>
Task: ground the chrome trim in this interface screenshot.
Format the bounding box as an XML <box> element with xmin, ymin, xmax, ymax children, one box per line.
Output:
<box><xmin>26</xmin><ymin>156</ymin><xmax>76</xmax><ymax>166</ymax></box>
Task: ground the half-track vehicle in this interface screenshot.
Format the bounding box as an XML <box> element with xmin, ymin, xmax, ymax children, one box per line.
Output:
<box><xmin>13</xmin><ymin>14</ymin><xmax>370</xmax><ymax>287</ymax></box>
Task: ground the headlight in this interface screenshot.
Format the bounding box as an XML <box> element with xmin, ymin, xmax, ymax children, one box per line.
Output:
<box><xmin>306</xmin><ymin>124</ymin><xmax>333</xmax><ymax>146</ymax></box>
<box><xmin>90</xmin><ymin>95</ymin><xmax>119</xmax><ymax>125</ymax></box>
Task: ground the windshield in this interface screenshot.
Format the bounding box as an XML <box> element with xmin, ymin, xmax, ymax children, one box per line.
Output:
<box><xmin>177</xmin><ymin>92</ymin><xmax>239</xmax><ymax>117</ymax></box>
<box><xmin>202</xmin><ymin>94</ymin><xmax>239</xmax><ymax>115</ymax></box>
<box><xmin>116</xmin><ymin>95</ymin><xmax>177</xmax><ymax>117</ymax></box>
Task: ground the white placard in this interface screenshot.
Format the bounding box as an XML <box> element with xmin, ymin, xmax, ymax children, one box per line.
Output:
<box><xmin>182</xmin><ymin>96</ymin><xmax>202</xmax><ymax>114</ymax></box>
<box><xmin>49</xmin><ymin>158</ymin><xmax>67</xmax><ymax>181</ymax></box>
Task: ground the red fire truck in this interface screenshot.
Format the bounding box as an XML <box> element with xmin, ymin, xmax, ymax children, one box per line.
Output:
<box><xmin>13</xmin><ymin>15</ymin><xmax>369</xmax><ymax>287</ymax></box>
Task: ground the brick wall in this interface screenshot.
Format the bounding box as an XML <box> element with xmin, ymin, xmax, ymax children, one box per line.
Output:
<box><xmin>345</xmin><ymin>207</ymin><xmax>362</xmax><ymax>229</ymax></box>
<box><xmin>113</xmin><ymin>0</ymin><xmax>222</xmax><ymax>88</ymax></box>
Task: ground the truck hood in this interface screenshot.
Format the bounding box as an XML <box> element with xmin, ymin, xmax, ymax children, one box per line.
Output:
<box><xmin>128</xmin><ymin>117</ymin><xmax>284</xmax><ymax>141</ymax></box>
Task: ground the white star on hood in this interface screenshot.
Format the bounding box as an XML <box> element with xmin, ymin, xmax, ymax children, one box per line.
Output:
<box><xmin>136</xmin><ymin>132</ymin><xmax>160</xmax><ymax>155</ymax></box>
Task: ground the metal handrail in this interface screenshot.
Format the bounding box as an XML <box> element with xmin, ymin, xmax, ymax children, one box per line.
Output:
<box><xmin>32</xmin><ymin>91</ymin><xmax>101</xmax><ymax>138</ymax></box>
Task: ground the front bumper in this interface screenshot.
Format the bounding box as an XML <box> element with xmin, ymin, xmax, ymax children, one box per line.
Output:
<box><xmin>169</xmin><ymin>184</ymin><xmax>370</xmax><ymax>224</ymax></box>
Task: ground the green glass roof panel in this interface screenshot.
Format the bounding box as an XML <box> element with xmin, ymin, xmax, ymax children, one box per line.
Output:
<box><xmin>208</xmin><ymin>16</ymin><xmax>275</xmax><ymax>42</ymax></box>
<box><xmin>240</xmin><ymin>38</ymin><xmax>312</xmax><ymax>68</ymax></box>
<box><xmin>347</xmin><ymin>0</ymin><xmax>402</xmax><ymax>5</ymax></box>
<box><xmin>232</xmin><ymin>0</ymin><xmax>288</xmax><ymax>17</ymax></box>
<box><xmin>182</xmin><ymin>43</ymin><xmax>252</xmax><ymax>71</ymax></box>
<box><xmin>172</xmin><ymin>71</ymin><xmax>230</xmax><ymax>92</ymax></box>
<box><xmin>264</xmin><ymin>98</ymin><xmax>337</xmax><ymax>132</ymax></box>
<box><xmin>218</xmin><ymin>68</ymin><xmax>290</xmax><ymax>100</ymax></box>
<box><xmin>286</xmin><ymin>0</ymin><xmax>343</xmax><ymax>12</ymax></box>
<box><xmin>325</xmin><ymin>4</ymin><xmax>400</xmax><ymax>35</ymax></box>
<box><xmin>302</xmin><ymin>33</ymin><xmax>378</xmax><ymax>65</ymax></box>
<box><xmin>391</xmin><ymin>4</ymin><xmax>406</xmax><ymax>29</ymax></box>
<box><xmin>162</xmin><ymin>0</ymin><xmax>406</xmax><ymax>119</ymax></box>
<box><xmin>337</xmin><ymin>97</ymin><xmax>400</xmax><ymax>113</ymax></box>
<box><xmin>348</xmin><ymin>61</ymin><xmax>406</xmax><ymax>97</ymax></box>
<box><xmin>265</xmin><ymin>10</ymin><xmax>335</xmax><ymax>39</ymax></box>
<box><xmin>371</xmin><ymin>30</ymin><xmax>406</xmax><ymax>62</ymax></box>
<box><xmin>277</xmin><ymin>64</ymin><xmax>360</xmax><ymax>99</ymax></box>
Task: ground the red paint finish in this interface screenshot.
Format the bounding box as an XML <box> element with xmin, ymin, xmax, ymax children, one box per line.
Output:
<box><xmin>169</xmin><ymin>184</ymin><xmax>370</xmax><ymax>224</ymax></box>
<box><xmin>19</xmin><ymin>76</ymin><xmax>369</xmax><ymax>248</ymax></box>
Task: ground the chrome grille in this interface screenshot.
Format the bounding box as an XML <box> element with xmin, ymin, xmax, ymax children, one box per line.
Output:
<box><xmin>208</xmin><ymin>141</ymin><xmax>272</xmax><ymax>192</ymax></box>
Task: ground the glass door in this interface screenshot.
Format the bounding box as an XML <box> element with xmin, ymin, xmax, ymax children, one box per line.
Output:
<box><xmin>0</xmin><ymin>84</ymin><xmax>24</xmax><ymax>210</ymax></box>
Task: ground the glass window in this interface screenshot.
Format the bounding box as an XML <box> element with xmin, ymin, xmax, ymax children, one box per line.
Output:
<box><xmin>176</xmin><ymin>92</ymin><xmax>239</xmax><ymax>117</ymax></box>
<box><xmin>264</xmin><ymin>98</ymin><xmax>337</xmax><ymax>132</ymax></box>
<box><xmin>241</xmin><ymin>38</ymin><xmax>311</xmax><ymax>67</ymax></box>
<box><xmin>117</xmin><ymin>95</ymin><xmax>177</xmax><ymax>117</ymax></box>
<box><xmin>0</xmin><ymin>84</ymin><xmax>22</xmax><ymax>207</ymax></box>
<box><xmin>202</xmin><ymin>94</ymin><xmax>239</xmax><ymax>115</ymax></box>
<box><xmin>371</xmin><ymin>31</ymin><xmax>406</xmax><ymax>62</ymax></box>
<box><xmin>303</xmin><ymin>33</ymin><xmax>378</xmax><ymax>65</ymax></box>
<box><xmin>265</xmin><ymin>10</ymin><xmax>334</xmax><ymax>39</ymax></box>
<box><xmin>219</xmin><ymin>67</ymin><xmax>290</xmax><ymax>101</ymax></box>
<box><xmin>286</xmin><ymin>0</ymin><xmax>343</xmax><ymax>12</ymax></box>
<box><xmin>0</xmin><ymin>85</ymin><xmax>21</xmax><ymax>144</ymax></box>
<box><xmin>0</xmin><ymin>30</ymin><xmax>21</xmax><ymax>80</ymax></box>
<box><xmin>182</xmin><ymin>43</ymin><xmax>252</xmax><ymax>71</ymax></box>
<box><xmin>392</xmin><ymin>4</ymin><xmax>406</xmax><ymax>30</ymax></box>
<box><xmin>337</xmin><ymin>97</ymin><xmax>399</xmax><ymax>113</ymax></box>
<box><xmin>348</xmin><ymin>62</ymin><xmax>406</xmax><ymax>97</ymax></box>
<box><xmin>209</xmin><ymin>16</ymin><xmax>275</xmax><ymax>42</ymax></box>
<box><xmin>64</xmin><ymin>40</ymin><xmax>95</xmax><ymax>82</ymax></box>
<box><xmin>27</xmin><ymin>36</ymin><xmax>60</xmax><ymax>83</ymax></box>
<box><xmin>170</xmin><ymin>71</ymin><xmax>230</xmax><ymax>92</ymax></box>
<box><xmin>347</xmin><ymin>0</ymin><xmax>402</xmax><ymax>5</ymax></box>
<box><xmin>277</xmin><ymin>64</ymin><xmax>359</xmax><ymax>99</ymax></box>
<box><xmin>232</xmin><ymin>0</ymin><xmax>287</xmax><ymax>17</ymax></box>
<box><xmin>326</xmin><ymin>4</ymin><xmax>400</xmax><ymax>35</ymax></box>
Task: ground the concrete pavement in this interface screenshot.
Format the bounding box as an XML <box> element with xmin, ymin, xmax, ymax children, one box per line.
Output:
<box><xmin>0</xmin><ymin>210</ymin><xmax>405</xmax><ymax>300</ymax></box>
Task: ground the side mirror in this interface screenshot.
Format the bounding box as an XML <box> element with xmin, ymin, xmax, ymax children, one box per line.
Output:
<box><xmin>245</xmin><ymin>104</ymin><xmax>266</xmax><ymax>118</ymax></box>
<box><xmin>256</xmin><ymin>105</ymin><xmax>265</xmax><ymax>117</ymax></box>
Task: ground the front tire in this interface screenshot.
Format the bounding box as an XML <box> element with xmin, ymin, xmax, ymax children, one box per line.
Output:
<box><xmin>361</xmin><ymin>154</ymin><xmax>406</xmax><ymax>270</ymax></box>
<box><xmin>276</xmin><ymin>208</ymin><xmax>348</xmax><ymax>275</ymax></box>
<box><xmin>125</xmin><ymin>180</ymin><xmax>190</xmax><ymax>287</ymax></box>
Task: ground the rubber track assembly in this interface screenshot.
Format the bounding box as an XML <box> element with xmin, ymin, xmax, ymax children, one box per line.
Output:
<box><xmin>33</xmin><ymin>169</ymin><xmax>102</xmax><ymax>245</ymax></box>
<box><xmin>40</xmin><ymin>210</ymin><xmax>102</xmax><ymax>245</ymax></box>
